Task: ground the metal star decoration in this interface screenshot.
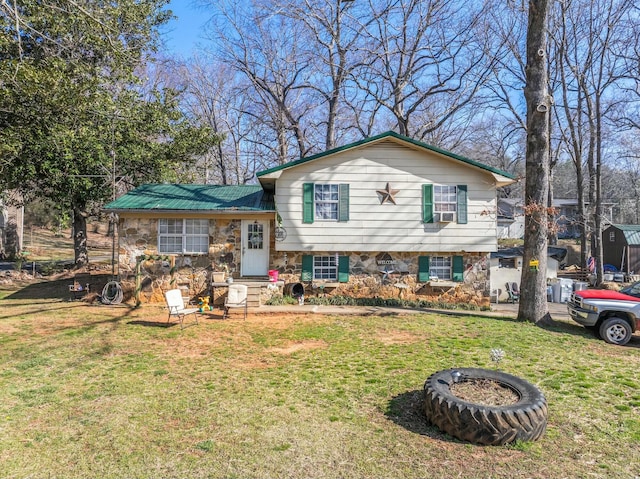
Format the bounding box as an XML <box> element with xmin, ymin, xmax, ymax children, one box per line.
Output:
<box><xmin>376</xmin><ymin>182</ymin><xmax>400</xmax><ymax>204</ymax></box>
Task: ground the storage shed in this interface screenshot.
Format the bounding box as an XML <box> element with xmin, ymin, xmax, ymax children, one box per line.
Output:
<box><xmin>602</xmin><ymin>225</ymin><xmax>640</xmax><ymax>275</ymax></box>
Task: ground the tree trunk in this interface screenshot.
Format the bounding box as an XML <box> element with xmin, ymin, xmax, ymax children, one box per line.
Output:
<box><xmin>547</xmin><ymin>169</ymin><xmax>557</xmax><ymax>246</ymax></box>
<box><xmin>594</xmin><ymin>91</ymin><xmax>604</xmax><ymax>282</ymax></box>
<box><xmin>518</xmin><ymin>0</ymin><xmax>552</xmax><ymax>325</ymax></box>
<box><xmin>72</xmin><ymin>205</ymin><xmax>89</xmax><ymax>267</ymax></box>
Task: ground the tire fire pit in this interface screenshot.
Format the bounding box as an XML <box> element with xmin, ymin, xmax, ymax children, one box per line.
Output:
<box><xmin>423</xmin><ymin>368</ymin><xmax>547</xmax><ymax>446</ymax></box>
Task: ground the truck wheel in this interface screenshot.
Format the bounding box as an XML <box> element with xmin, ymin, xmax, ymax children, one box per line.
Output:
<box><xmin>599</xmin><ymin>317</ymin><xmax>633</xmax><ymax>345</ymax></box>
<box><xmin>423</xmin><ymin>368</ymin><xmax>547</xmax><ymax>446</ymax></box>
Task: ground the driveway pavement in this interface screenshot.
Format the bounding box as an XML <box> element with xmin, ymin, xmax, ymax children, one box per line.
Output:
<box><xmin>252</xmin><ymin>300</ymin><xmax>571</xmax><ymax>321</ymax></box>
<box><xmin>489</xmin><ymin>300</ymin><xmax>570</xmax><ymax>320</ymax></box>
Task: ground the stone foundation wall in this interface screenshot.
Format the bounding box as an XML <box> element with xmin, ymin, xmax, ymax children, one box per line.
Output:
<box><xmin>269</xmin><ymin>251</ymin><xmax>491</xmax><ymax>308</ymax></box>
<box><xmin>117</xmin><ymin>217</ymin><xmax>243</xmax><ymax>276</ymax></box>
<box><xmin>116</xmin><ymin>216</ymin><xmax>491</xmax><ymax>307</ymax></box>
<box><xmin>116</xmin><ymin>216</ymin><xmax>244</xmax><ymax>304</ymax></box>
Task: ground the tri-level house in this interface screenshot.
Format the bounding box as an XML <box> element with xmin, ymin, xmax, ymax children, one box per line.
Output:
<box><xmin>105</xmin><ymin>131</ymin><xmax>516</xmax><ymax>304</ymax></box>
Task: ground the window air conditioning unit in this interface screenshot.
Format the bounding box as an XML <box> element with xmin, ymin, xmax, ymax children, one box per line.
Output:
<box><xmin>439</xmin><ymin>212</ymin><xmax>455</xmax><ymax>223</ymax></box>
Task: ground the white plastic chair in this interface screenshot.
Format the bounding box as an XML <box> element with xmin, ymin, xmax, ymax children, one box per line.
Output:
<box><xmin>224</xmin><ymin>284</ymin><xmax>248</xmax><ymax>319</ymax></box>
<box><xmin>164</xmin><ymin>289</ymin><xmax>199</xmax><ymax>329</ymax></box>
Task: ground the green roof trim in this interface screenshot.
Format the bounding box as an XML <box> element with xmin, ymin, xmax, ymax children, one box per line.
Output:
<box><xmin>104</xmin><ymin>184</ymin><xmax>274</xmax><ymax>212</ymax></box>
<box><xmin>257</xmin><ymin>130</ymin><xmax>516</xmax><ymax>179</ymax></box>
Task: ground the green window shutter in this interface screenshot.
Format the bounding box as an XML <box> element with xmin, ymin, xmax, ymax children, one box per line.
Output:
<box><xmin>301</xmin><ymin>255</ymin><xmax>313</xmax><ymax>281</ymax></box>
<box><xmin>422</xmin><ymin>184</ymin><xmax>434</xmax><ymax>223</ymax></box>
<box><xmin>303</xmin><ymin>183</ymin><xmax>314</xmax><ymax>224</ymax></box>
<box><xmin>457</xmin><ymin>185</ymin><xmax>468</xmax><ymax>224</ymax></box>
<box><xmin>338</xmin><ymin>184</ymin><xmax>349</xmax><ymax>222</ymax></box>
<box><xmin>338</xmin><ymin>255</ymin><xmax>349</xmax><ymax>282</ymax></box>
<box><xmin>452</xmin><ymin>255</ymin><xmax>464</xmax><ymax>282</ymax></box>
<box><xmin>418</xmin><ymin>256</ymin><xmax>430</xmax><ymax>282</ymax></box>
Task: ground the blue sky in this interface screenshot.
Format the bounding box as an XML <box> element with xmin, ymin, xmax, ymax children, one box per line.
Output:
<box><xmin>163</xmin><ymin>1</ymin><xmax>209</xmax><ymax>57</ymax></box>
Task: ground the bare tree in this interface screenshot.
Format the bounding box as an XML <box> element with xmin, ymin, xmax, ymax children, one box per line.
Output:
<box><xmin>518</xmin><ymin>0</ymin><xmax>552</xmax><ymax>325</ymax></box>
<box><xmin>275</xmin><ymin>0</ymin><xmax>373</xmax><ymax>150</ymax></box>
<box><xmin>549</xmin><ymin>0</ymin><xmax>635</xmax><ymax>283</ymax></box>
<box><xmin>172</xmin><ymin>57</ymin><xmax>261</xmax><ymax>184</ymax></box>
<box><xmin>356</xmin><ymin>0</ymin><xmax>496</xmax><ymax>141</ymax></box>
<box><xmin>456</xmin><ymin>1</ymin><xmax>530</xmax><ymax>189</ymax></box>
<box><xmin>204</xmin><ymin>0</ymin><xmax>315</xmax><ymax>163</ymax></box>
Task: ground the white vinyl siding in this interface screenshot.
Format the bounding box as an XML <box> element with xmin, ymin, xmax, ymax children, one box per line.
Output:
<box><xmin>158</xmin><ymin>219</ymin><xmax>209</xmax><ymax>254</ymax></box>
<box><xmin>274</xmin><ymin>140</ymin><xmax>501</xmax><ymax>253</ymax></box>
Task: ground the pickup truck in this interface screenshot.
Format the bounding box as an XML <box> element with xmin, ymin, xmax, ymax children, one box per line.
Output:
<box><xmin>567</xmin><ymin>288</ymin><xmax>639</xmax><ymax>345</ymax></box>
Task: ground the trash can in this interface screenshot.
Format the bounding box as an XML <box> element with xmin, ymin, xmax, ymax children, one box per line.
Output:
<box><xmin>284</xmin><ymin>282</ymin><xmax>304</xmax><ymax>298</ymax></box>
<box><xmin>559</xmin><ymin>278</ymin><xmax>573</xmax><ymax>302</ymax></box>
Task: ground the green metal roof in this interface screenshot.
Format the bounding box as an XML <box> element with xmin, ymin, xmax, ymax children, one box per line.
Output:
<box><xmin>257</xmin><ymin>130</ymin><xmax>516</xmax><ymax>179</ymax></box>
<box><xmin>611</xmin><ymin>224</ymin><xmax>640</xmax><ymax>245</ymax></box>
<box><xmin>104</xmin><ymin>184</ymin><xmax>274</xmax><ymax>212</ymax></box>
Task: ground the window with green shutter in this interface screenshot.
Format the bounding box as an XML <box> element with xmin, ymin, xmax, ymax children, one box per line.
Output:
<box><xmin>303</xmin><ymin>183</ymin><xmax>314</xmax><ymax>224</ymax></box>
<box><xmin>302</xmin><ymin>255</ymin><xmax>349</xmax><ymax>282</ymax></box>
<box><xmin>338</xmin><ymin>255</ymin><xmax>349</xmax><ymax>282</ymax></box>
<box><xmin>452</xmin><ymin>255</ymin><xmax>464</xmax><ymax>282</ymax></box>
<box><xmin>303</xmin><ymin>183</ymin><xmax>349</xmax><ymax>222</ymax></box>
<box><xmin>427</xmin><ymin>184</ymin><xmax>468</xmax><ymax>223</ymax></box>
<box><xmin>425</xmin><ymin>255</ymin><xmax>464</xmax><ymax>281</ymax></box>
<box><xmin>418</xmin><ymin>256</ymin><xmax>430</xmax><ymax>282</ymax></box>
<box><xmin>301</xmin><ymin>255</ymin><xmax>313</xmax><ymax>281</ymax></box>
<box><xmin>457</xmin><ymin>185</ymin><xmax>468</xmax><ymax>224</ymax></box>
<box><xmin>422</xmin><ymin>184</ymin><xmax>434</xmax><ymax>223</ymax></box>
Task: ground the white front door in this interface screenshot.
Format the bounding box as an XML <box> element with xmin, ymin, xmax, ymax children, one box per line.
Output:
<box><xmin>241</xmin><ymin>219</ymin><xmax>270</xmax><ymax>276</ymax></box>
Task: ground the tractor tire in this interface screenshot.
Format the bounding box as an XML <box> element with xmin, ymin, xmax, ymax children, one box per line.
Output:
<box><xmin>423</xmin><ymin>368</ymin><xmax>547</xmax><ymax>446</ymax></box>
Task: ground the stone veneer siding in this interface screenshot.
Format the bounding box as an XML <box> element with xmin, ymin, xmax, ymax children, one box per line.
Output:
<box><xmin>116</xmin><ymin>216</ymin><xmax>248</xmax><ymax>304</ymax></box>
<box><xmin>268</xmin><ymin>251</ymin><xmax>490</xmax><ymax>308</ymax></box>
<box><xmin>116</xmin><ymin>216</ymin><xmax>490</xmax><ymax>307</ymax></box>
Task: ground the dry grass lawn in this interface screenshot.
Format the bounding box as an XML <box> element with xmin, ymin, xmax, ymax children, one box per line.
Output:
<box><xmin>0</xmin><ymin>279</ymin><xmax>639</xmax><ymax>478</ymax></box>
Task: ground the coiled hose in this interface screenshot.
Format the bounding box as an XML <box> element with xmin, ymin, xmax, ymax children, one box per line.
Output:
<box><xmin>101</xmin><ymin>281</ymin><xmax>123</xmax><ymax>304</ymax></box>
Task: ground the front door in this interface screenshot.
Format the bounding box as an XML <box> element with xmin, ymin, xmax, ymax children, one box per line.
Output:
<box><xmin>241</xmin><ymin>219</ymin><xmax>270</xmax><ymax>276</ymax></box>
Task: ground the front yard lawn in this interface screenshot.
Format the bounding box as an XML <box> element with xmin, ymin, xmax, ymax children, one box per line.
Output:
<box><xmin>0</xmin><ymin>286</ymin><xmax>639</xmax><ymax>478</ymax></box>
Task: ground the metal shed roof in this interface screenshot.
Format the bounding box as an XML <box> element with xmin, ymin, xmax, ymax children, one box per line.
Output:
<box><xmin>610</xmin><ymin>224</ymin><xmax>640</xmax><ymax>246</ymax></box>
<box><xmin>103</xmin><ymin>184</ymin><xmax>274</xmax><ymax>212</ymax></box>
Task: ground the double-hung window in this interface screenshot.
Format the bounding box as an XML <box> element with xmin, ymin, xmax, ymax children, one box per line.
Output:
<box><xmin>418</xmin><ymin>255</ymin><xmax>464</xmax><ymax>282</ymax></box>
<box><xmin>158</xmin><ymin>219</ymin><xmax>209</xmax><ymax>254</ymax></box>
<box><xmin>303</xmin><ymin>183</ymin><xmax>349</xmax><ymax>223</ymax></box>
<box><xmin>315</xmin><ymin>184</ymin><xmax>339</xmax><ymax>220</ymax></box>
<box><xmin>313</xmin><ymin>255</ymin><xmax>338</xmax><ymax>280</ymax></box>
<box><xmin>434</xmin><ymin>185</ymin><xmax>457</xmax><ymax>217</ymax></box>
<box><xmin>430</xmin><ymin>256</ymin><xmax>452</xmax><ymax>281</ymax></box>
<box><xmin>422</xmin><ymin>184</ymin><xmax>467</xmax><ymax>224</ymax></box>
<box><xmin>302</xmin><ymin>254</ymin><xmax>350</xmax><ymax>282</ymax></box>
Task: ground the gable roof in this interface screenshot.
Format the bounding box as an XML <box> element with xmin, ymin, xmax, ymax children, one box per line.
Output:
<box><xmin>103</xmin><ymin>184</ymin><xmax>274</xmax><ymax>213</ymax></box>
<box><xmin>257</xmin><ymin>131</ymin><xmax>516</xmax><ymax>188</ymax></box>
<box><xmin>607</xmin><ymin>224</ymin><xmax>640</xmax><ymax>245</ymax></box>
